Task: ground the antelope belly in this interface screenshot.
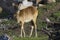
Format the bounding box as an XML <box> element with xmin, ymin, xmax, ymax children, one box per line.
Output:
<box><xmin>24</xmin><ymin>18</ymin><xmax>32</xmax><ymax>22</ymax></box>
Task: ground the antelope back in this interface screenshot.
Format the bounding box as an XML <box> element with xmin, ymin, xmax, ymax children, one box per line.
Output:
<box><xmin>16</xmin><ymin>6</ymin><xmax>38</xmax><ymax>23</ymax></box>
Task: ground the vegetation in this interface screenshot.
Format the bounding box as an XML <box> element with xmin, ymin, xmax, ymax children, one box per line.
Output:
<box><xmin>13</xmin><ymin>37</ymin><xmax>48</xmax><ymax>40</ymax></box>
<box><xmin>0</xmin><ymin>0</ymin><xmax>60</xmax><ymax>40</ymax></box>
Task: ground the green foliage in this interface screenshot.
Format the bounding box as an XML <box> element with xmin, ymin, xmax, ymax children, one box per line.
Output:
<box><xmin>54</xmin><ymin>11</ymin><xmax>60</xmax><ymax>17</ymax></box>
<box><xmin>0</xmin><ymin>1</ymin><xmax>60</xmax><ymax>40</ymax></box>
<box><xmin>46</xmin><ymin>3</ymin><xmax>57</xmax><ymax>10</ymax></box>
<box><xmin>50</xmin><ymin>11</ymin><xmax>60</xmax><ymax>22</ymax></box>
<box><xmin>56</xmin><ymin>0</ymin><xmax>60</xmax><ymax>2</ymax></box>
<box><xmin>13</xmin><ymin>37</ymin><xmax>48</xmax><ymax>40</ymax></box>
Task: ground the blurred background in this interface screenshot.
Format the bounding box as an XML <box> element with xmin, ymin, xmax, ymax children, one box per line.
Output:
<box><xmin>0</xmin><ymin>0</ymin><xmax>60</xmax><ymax>40</ymax></box>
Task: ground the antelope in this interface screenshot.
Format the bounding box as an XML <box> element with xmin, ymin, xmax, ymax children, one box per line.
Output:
<box><xmin>14</xmin><ymin>3</ymin><xmax>38</xmax><ymax>37</ymax></box>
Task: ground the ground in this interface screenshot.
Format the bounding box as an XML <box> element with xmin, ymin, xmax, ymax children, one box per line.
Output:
<box><xmin>0</xmin><ymin>0</ymin><xmax>60</xmax><ymax>40</ymax></box>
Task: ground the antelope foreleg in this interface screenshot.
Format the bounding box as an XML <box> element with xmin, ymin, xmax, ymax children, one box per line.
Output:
<box><xmin>20</xmin><ymin>22</ymin><xmax>25</xmax><ymax>37</ymax></box>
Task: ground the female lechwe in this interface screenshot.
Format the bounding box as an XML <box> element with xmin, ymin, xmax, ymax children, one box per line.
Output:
<box><xmin>14</xmin><ymin>5</ymin><xmax>38</xmax><ymax>37</ymax></box>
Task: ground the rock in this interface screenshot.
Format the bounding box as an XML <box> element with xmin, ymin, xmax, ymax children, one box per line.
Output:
<box><xmin>0</xmin><ymin>19</ymin><xmax>8</xmax><ymax>23</ymax></box>
<box><xmin>0</xmin><ymin>34</ymin><xmax>10</xmax><ymax>40</ymax></box>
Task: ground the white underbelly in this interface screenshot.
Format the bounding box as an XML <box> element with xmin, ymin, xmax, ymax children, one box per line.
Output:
<box><xmin>24</xmin><ymin>18</ymin><xmax>33</xmax><ymax>22</ymax></box>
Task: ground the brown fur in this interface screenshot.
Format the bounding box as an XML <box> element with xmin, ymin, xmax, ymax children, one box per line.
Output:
<box><xmin>16</xmin><ymin>6</ymin><xmax>38</xmax><ymax>23</ymax></box>
<box><xmin>15</xmin><ymin>6</ymin><xmax>38</xmax><ymax>37</ymax></box>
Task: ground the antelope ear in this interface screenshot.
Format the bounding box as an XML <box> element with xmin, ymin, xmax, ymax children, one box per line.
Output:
<box><xmin>18</xmin><ymin>1</ymin><xmax>22</xmax><ymax>5</ymax></box>
<box><xmin>12</xmin><ymin>2</ymin><xmax>22</xmax><ymax>8</ymax></box>
<box><xmin>12</xmin><ymin>2</ymin><xmax>19</xmax><ymax>8</ymax></box>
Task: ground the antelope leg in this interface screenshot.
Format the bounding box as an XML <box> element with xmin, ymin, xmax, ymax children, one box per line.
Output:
<box><xmin>29</xmin><ymin>26</ymin><xmax>34</xmax><ymax>37</ymax></box>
